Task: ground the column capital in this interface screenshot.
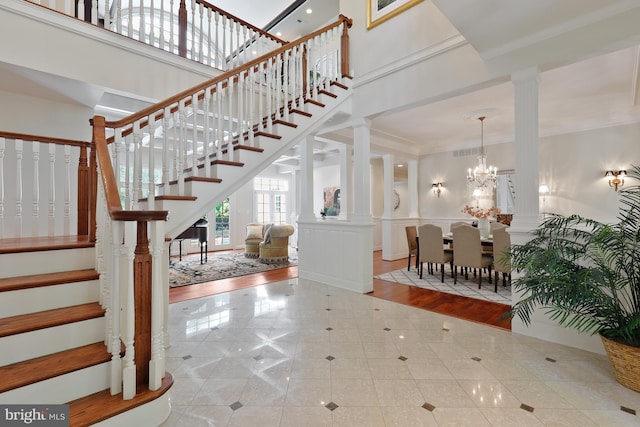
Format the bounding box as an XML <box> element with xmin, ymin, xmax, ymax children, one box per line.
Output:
<box><xmin>511</xmin><ymin>67</ymin><xmax>540</xmax><ymax>84</ymax></box>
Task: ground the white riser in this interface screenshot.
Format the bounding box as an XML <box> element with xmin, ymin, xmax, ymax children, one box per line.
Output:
<box><xmin>0</xmin><ymin>362</ymin><xmax>110</xmax><ymax>404</ymax></box>
<box><xmin>0</xmin><ymin>317</ymin><xmax>105</xmax><ymax>366</ymax></box>
<box><xmin>94</xmin><ymin>391</ymin><xmax>171</xmax><ymax>427</ymax></box>
<box><xmin>0</xmin><ymin>280</ymin><xmax>99</xmax><ymax>318</ymax></box>
<box><xmin>0</xmin><ymin>247</ymin><xmax>95</xmax><ymax>279</ymax></box>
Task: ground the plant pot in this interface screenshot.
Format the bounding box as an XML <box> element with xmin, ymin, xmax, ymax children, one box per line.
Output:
<box><xmin>600</xmin><ymin>334</ymin><xmax>640</xmax><ymax>393</ymax></box>
<box><xmin>477</xmin><ymin>217</ymin><xmax>490</xmax><ymax>239</ymax></box>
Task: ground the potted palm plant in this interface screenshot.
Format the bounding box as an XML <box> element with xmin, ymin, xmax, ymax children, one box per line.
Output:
<box><xmin>506</xmin><ymin>165</ymin><xmax>640</xmax><ymax>393</ymax></box>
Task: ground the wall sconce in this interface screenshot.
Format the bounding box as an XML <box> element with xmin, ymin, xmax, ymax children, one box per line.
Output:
<box><xmin>539</xmin><ymin>185</ymin><xmax>549</xmax><ymax>217</ymax></box>
<box><xmin>432</xmin><ymin>182</ymin><xmax>443</xmax><ymax>197</ymax></box>
<box><xmin>605</xmin><ymin>170</ymin><xmax>626</xmax><ymax>191</ymax></box>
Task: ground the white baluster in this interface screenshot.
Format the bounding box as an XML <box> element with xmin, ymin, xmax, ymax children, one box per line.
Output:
<box><xmin>148</xmin><ymin>219</ymin><xmax>166</xmax><ymax>391</ymax></box>
<box><xmin>191</xmin><ymin>93</ymin><xmax>199</xmax><ymax>176</ymax></box>
<box><xmin>103</xmin><ymin>0</ymin><xmax>111</xmax><ymax>29</ymax></box>
<box><xmin>234</xmin><ymin>20</ymin><xmax>240</xmax><ymax>68</ymax></box>
<box><xmin>91</xmin><ymin>0</ymin><xmax>98</xmax><ymax>25</ymax></box>
<box><xmin>127</xmin><ymin>0</ymin><xmax>133</xmax><ymax>37</ymax></box>
<box><xmin>266</xmin><ymin>59</ymin><xmax>273</xmax><ymax>133</ymax></box>
<box><xmin>226</xmin><ymin>77</ymin><xmax>234</xmax><ymax>161</ymax></box>
<box><xmin>172</xmin><ymin>111</ymin><xmax>180</xmax><ymax>186</ymax></box>
<box><xmin>162</xmin><ymin>107</ymin><xmax>171</xmax><ymax>192</ymax></box>
<box><xmin>221</xmin><ymin>15</ymin><xmax>227</xmax><ymax>70</ymax></box>
<box><xmin>276</xmin><ymin>53</ymin><xmax>283</xmax><ymax>121</ymax></box>
<box><xmin>115</xmin><ymin>0</ymin><xmax>122</xmax><ymax>34</ymax></box>
<box><xmin>64</xmin><ymin>145</ymin><xmax>71</xmax><ymax>235</ymax></box>
<box><xmin>258</xmin><ymin>61</ymin><xmax>264</xmax><ymax>132</ymax></box>
<box><xmin>124</xmin><ymin>133</ymin><xmax>132</xmax><ymax>209</ymax></box>
<box><xmin>31</xmin><ymin>141</ymin><xmax>40</xmax><ymax>237</ymax></box>
<box><xmin>121</xmin><ymin>220</ymin><xmax>137</xmax><ymax>400</ymax></box>
<box><xmin>15</xmin><ymin>139</ymin><xmax>23</xmax><ymax>238</ymax></box>
<box><xmin>108</xmin><ymin>199</ymin><xmax>122</xmax><ymax>394</ymax></box>
<box><xmin>203</xmin><ymin>88</ymin><xmax>211</xmax><ymax>177</ymax></box>
<box><xmin>229</xmin><ymin>20</ymin><xmax>236</xmax><ymax>68</ymax></box>
<box><xmin>132</xmin><ymin>122</ymin><xmax>142</xmax><ymax>209</ymax></box>
<box><xmin>206</xmin><ymin>8</ymin><xmax>212</xmax><ymax>66</ymax></box>
<box><xmin>149</xmin><ymin>0</ymin><xmax>155</xmax><ymax>47</ymax></box>
<box><xmin>78</xmin><ymin>0</ymin><xmax>85</xmax><ymax>20</ymax></box>
<box><xmin>114</xmin><ymin>129</ymin><xmax>123</xmax><ymax>203</ymax></box>
<box><xmin>0</xmin><ymin>137</ymin><xmax>5</xmax><ymax>239</ymax></box>
<box><xmin>159</xmin><ymin>0</ymin><xmax>165</xmax><ymax>48</ymax></box>
<box><xmin>169</xmin><ymin>0</ymin><xmax>175</xmax><ymax>53</ymax></box>
<box><xmin>247</xmin><ymin>67</ymin><xmax>255</xmax><ymax>147</ymax></box>
<box><xmin>198</xmin><ymin>2</ymin><xmax>204</xmax><ymax>63</ymax></box>
<box><xmin>242</xmin><ymin>25</ymin><xmax>248</xmax><ymax>65</ymax></box>
<box><xmin>190</xmin><ymin>0</ymin><xmax>196</xmax><ymax>60</ymax></box>
<box><xmin>216</xmin><ymin>82</ymin><xmax>223</xmax><ymax>160</ymax></box>
<box><xmin>138</xmin><ymin>0</ymin><xmax>145</xmax><ymax>43</ymax></box>
<box><xmin>214</xmin><ymin>11</ymin><xmax>220</xmax><ymax>68</ymax></box>
<box><xmin>237</xmin><ymin>75</ymin><xmax>244</xmax><ymax>151</ymax></box>
<box><xmin>48</xmin><ymin>143</ymin><xmax>56</xmax><ymax>236</ymax></box>
<box><xmin>147</xmin><ymin>114</ymin><xmax>156</xmax><ymax>208</ymax></box>
<box><xmin>177</xmin><ymin>100</ymin><xmax>187</xmax><ymax>194</ymax></box>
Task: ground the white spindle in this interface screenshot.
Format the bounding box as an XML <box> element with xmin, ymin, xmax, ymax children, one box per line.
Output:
<box><xmin>266</xmin><ymin>59</ymin><xmax>273</xmax><ymax>133</ymax></box>
<box><xmin>198</xmin><ymin>2</ymin><xmax>204</xmax><ymax>63</ymax></box>
<box><xmin>206</xmin><ymin>8</ymin><xmax>212</xmax><ymax>66</ymax></box>
<box><xmin>134</xmin><ymin>121</ymin><xmax>143</xmax><ymax>209</ymax></box>
<box><xmin>121</xmin><ymin>220</ymin><xmax>137</xmax><ymax>400</ymax></box>
<box><xmin>216</xmin><ymin>82</ymin><xmax>224</xmax><ymax>159</ymax></box>
<box><xmin>242</xmin><ymin>26</ymin><xmax>248</xmax><ymax>65</ymax></box>
<box><xmin>190</xmin><ymin>0</ymin><xmax>196</xmax><ymax>60</ymax></box>
<box><xmin>203</xmin><ymin>88</ymin><xmax>211</xmax><ymax>177</ymax></box>
<box><xmin>91</xmin><ymin>0</ymin><xmax>98</xmax><ymax>25</ymax></box>
<box><xmin>78</xmin><ymin>0</ymin><xmax>85</xmax><ymax>20</ymax></box>
<box><xmin>177</xmin><ymin>100</ymin><xmax>187</xmax><ymax>194</ymax></box>
<box><xmin>127</xmin><ymin>0</ymin><xmax>133</xmax><ymax>37</ymax></box>
<box><xmin>0</xmin><ymin>137</ymin><xmax>4</xmax><ymax>239</ymax></box>
<box><xmin>276</xmin><ymin>53</ymin><xmax>283</xmax><ymax>121</ymax></box>
<box><xmin>226</xmin><ymin>77</ymin><xmax>234</xmax><ymax>161</ymax></box>
<box><xmin>172</xmin><ymin>110</ymin><xmax>180</xmax><ymax>186</ymax></box>
<box><xmin>15</xmin><ymin>139</ymin><xmax>23</xmax><ymax>238</ymax></box>
<box><xmin>162</xmin><ymin>107</ymin><xmax>171</xmax><ymax>191</ymax></box>
<box><xmin>169</xmin><ymin>0</ymin><xmax>175</xmax><ymax>53</ymax></box>
<box><xmin>221</xmin><ymin>16</ymin><xmax>227</xmax><ymax>70</ymax></box>
<box><xmin>190</xmin><ymin>93</ymin><xmax>199</xmax><ymax>177</ymax></box>
<box><xmin>63</xmin><ymin>0</ymin><xmax>72</xmax><ymax>15</ymax></box>
<box><xmin>103</xmin><ymin>0</ymin><xmax>111</xmax><ymax>29</ymax></box>
<box><xmin>31</xmin><ymin>141</ymin><xmax>40</xmax><ymax>237</ymax></box>
<box><xmin>138</xmin><ymin>0</ymin><xmax>144</xmax><ymax>43</ymax></box>
<box><xmin>237</xmin><ymin>75</ymin><xmax>244</xmax><ymax>150</ymax></box>
<box><xmin>115</xmin><ymin>0</ymin><xmax>122</xmax><ymax>34</ymax></box>
<box><xmin>48</xmin><ymin>143</ymin><xmax>56</xmax><ymax>236</ymax></box>
<box><xmin>114</xmin><ymin>129</ymin><xmax>123</xmax><ymax>204</ymax></box>
<box><xmin>159</xmin><ymin>0</ymin><xmax>165</xmax><ymax>48</ymax></box>
<box><xmin>64</xmin><ymin>145</ymin><xmax>71</xmax><ymax>235</ymax></box>
<box><xmin>147</xmin><ymin>114</ymin><xmax>156</xmax><ymax>208</ymax></box>
<box><xmin>124</xmin><ymin>133</ymin><xmax>132</xmax><ymax>209</ymax></box>
<box><xmin>214</xmin><ymin>11</ymin><xmax>220</xmax><ymax>68</ymax></box>
<box><xmin>247</xmin><ymin>66</ymin><xmax>255</xmax><ymax>147</ymax></box>
<box><xmin>149</xmin><ymin>0</ymin><xmax>155</xmax><ymax>47</ymax></box>
<box><xmin>107</xmin><ymin>197</ymin><xmax>123</xmax><ymax>394</ymax></box>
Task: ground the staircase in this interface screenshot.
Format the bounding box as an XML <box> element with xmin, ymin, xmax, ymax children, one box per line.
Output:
<box><xmin>0</xmin><ymin>9</ymin><xmax>353</xmax><ymax>425</ymax></box>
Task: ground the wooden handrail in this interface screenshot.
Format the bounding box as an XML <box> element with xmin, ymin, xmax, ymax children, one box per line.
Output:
<box><xmin>104</xmin><ymin>15</ymin><xmax>352</xmax><ymax>130</ymax></box>
<box><xmin>0</xmin><ymin>130</ymin><xmax>90</xmax><ymax>148</ymax></box>
<box><xmin>194</xmin><ymin>0</ymin><xmax>287</xmax><ymax>46</ymax></box>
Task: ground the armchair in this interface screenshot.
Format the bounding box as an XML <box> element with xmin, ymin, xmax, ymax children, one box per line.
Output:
<box><xmin>259</xmin><ymin>224</ymin><xmax>295</xmax><ymax>263</ymax></box>
<box><xmin>244</xmin><ymin>223</ymin><xmax>265</xmax><ymax>258</ymax></box>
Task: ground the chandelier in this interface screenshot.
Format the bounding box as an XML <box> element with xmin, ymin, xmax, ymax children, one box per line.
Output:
<box><xmin>467</xmin><ymin>116</ymin><xmax>497</xmax><ymax>191</ymax></box>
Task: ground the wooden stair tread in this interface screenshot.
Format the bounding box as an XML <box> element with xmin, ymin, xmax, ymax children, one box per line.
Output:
<box><xmin>151</xmin><ymin>195</ymin><xmax>197</xmax><ymax>201</ymax></box>
<box><xmin>318</xmin><ymin>89</ymin><xmax>338</xmax><ymax>98</ymax></box>
<box><xmin>331</xmin><ymin>80</ymin><xmax>349</xmax><ymax>90</ymax></box>
<box><xmin>185</xmin><ymin>176</ymin><xmax>223</xmax><ymax>183</ymax></box>
<box><xmin>0</xmin><ymin>235</ymin><xmax>93</xmax><ymax>254</ymax></box>
<box><xmin>0</xmin><ymin>269</ymin><xmax>99</xmax><ymax>293</ymax></box>
<box><xmin>0</xmin><ymin>342</ymin><xmax>111</xmax><ymax>393</ymax></box>
<box><xmin>233</xmin><ymin>144</ymin><xmax>264</xmax><ymax>153</ymax></box>
<box><xmin>0</xmin><ymin>302</ymin><xmax>105</xmax><ymax>338</ymax></box>
<box><xmin>68</xmin><ymin>373</ymin><xmax>174</xmax><ymax>427</ymax></box>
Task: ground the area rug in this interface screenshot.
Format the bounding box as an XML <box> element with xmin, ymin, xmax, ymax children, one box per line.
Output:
<box><xmin>375</xmin><ymin>267</ymin><xmax>511</xmax><ymax>304</ymax></box>
<box><xmin>169</xmin><ymin>251</ymin><xmax>298</xmax><ymax>287</ymax></box>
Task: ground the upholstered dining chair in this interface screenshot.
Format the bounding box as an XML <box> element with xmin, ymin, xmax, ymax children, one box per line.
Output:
<box><xmin>405</xmin><ymin>225</ymin><xmax>419</xmax><ymax>271</ymax></box>
<box><xmin>418</xmin><ymin>224</ymin><xmax>453</xmax><ymax>282</ymax></box>
<box><xmin>492</xmin><ymin>226</ymin><xmax>512</xmax><ymax>287</ymax></box>
<box><xmin>490</xmin><ymin>221</ymin><xmax>508</xmax><ymax>233</ymax></box>
<box><xmin>452</xmin><ymin>225</ymin><xmax>494</xmax><ymax>290</ymax></box>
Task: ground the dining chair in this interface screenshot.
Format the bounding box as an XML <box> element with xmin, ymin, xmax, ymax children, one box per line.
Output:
<box><xmin>418</xmin><ymin>224</ymin><xmax>453</xmax><ymax>282</ymax></box>
<box><xmin>490</xmin><ymin>221</ymin><xmax>508</xmax><ymax>233</ymax></box>
<box><xmin>405</xmin><ymin>225</ymin><xmax>419</xmax><ymax>271</ymax></box>
<box><xmin>452</xmin><ymin>225</ymin><xmax>494</xmax><ymax>290</ymax></box>
<box><xmin>492</xmin><ymin>226</ymin><xmax>512</xmax><ymax>287</ymax></box>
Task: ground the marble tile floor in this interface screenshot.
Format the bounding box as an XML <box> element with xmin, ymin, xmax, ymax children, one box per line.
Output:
<box><xmin>161</xmin><ymin>278</ymin><xmax>639</xmax><ymax>426</ymax></box>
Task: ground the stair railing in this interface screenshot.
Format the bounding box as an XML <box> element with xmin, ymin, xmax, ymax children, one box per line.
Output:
<box><xmin>90</xmin><ymin>14</ymin><xmax>351</xmax><ymax>400</ymax></box>
<box><xmin>0</xmin><ymin>131</ymin><xmax>91</xmax><ymax>239</ymax></box>
<box><xmin>94</xmin><ymin>14</ymin><xmax>352</xmax><ymax>213</ymax></box>
<box><xmin>26</xmin><ymin>0</ymin><xmax>286</xmax><ymax>70</ymax></box>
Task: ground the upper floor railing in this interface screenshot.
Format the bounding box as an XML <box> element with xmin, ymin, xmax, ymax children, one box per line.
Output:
<box><xmin>26</xmin><ymin>0</ymin><xmax>287</xmax><ymax>70</ymax></box>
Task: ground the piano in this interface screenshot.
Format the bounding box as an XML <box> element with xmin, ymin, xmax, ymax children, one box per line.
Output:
<box><xmin>170</xmin><ymin>219</ymin><xmax>208</xmax><ymax>264</ymax></box>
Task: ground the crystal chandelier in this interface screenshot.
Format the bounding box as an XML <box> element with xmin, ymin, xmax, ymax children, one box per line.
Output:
<box><xmin>467</xmin><ymin>116</ymin><xmax>497</xmax><ymax>191</ymax></box>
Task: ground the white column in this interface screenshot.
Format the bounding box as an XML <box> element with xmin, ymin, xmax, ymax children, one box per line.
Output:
<box><xmin>510</xmin><ymin>67</ymin><xmax>541</xmax><ymax>241</ymax></box>
<box><xmin>352</xmin><ymin>120</ymin><xmax>373</xmax><ymax>223</ymax></box>
<box><xmin>408</xmin><ymin>159</ymin><xmax>418</xmax><ymax>217</ymax></box>
<box><xmin>338</xmin><ymin>144</ymin><xmax>351</xmax><ymax>220</ymax></box>
<box><xmin>382</xmin><ymin>154</ymin><xmax>394</xmax><ymax>218</ymax></box>
<box><xmin>298</xmin><ymin>135</ymin><xmax>316</xmax><ymax>222</ymax></box>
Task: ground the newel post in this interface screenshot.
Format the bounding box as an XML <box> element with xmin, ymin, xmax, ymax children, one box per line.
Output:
<box><xmin>89</xmin><ymin>116</ymin><xmax>104</xmax><ymax>242</ymax></box>
<box><xmin>134</xmin><ymin>221</ymin><xmax>153</xmax><ymax>387</ymax></box>
<box><xmin>77</xmin><ymin>145</ymin><xmax>90</xmax><ymax>237</ymax></box>
<box><xmin>339</xmin><ymin>15</ymin><xmax>353</xmax><ymax>77</ymax></box>
<box><xmin>179</xmin><ymin>0</ymin><xmax>188</xmax><ymax>58</ymax></box>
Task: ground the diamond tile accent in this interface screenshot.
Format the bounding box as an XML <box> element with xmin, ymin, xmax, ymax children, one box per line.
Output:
<box><xmin>230</xmin><ymin>401</ymin><xmax>243</xmax><ymax>411</ymax></box>
<box><xmin>326</xmin><ymin>294</ymin><xmax>331</xmax><ymax>296</ymax></box>
<box><xmin>326</xmin><ymin>308</ymin><xmax>332</xmax><ymax>311</ymax></box>
<box><xmin>545</xmin><ymin>357</ymin><xmax>556</xmax><ymax>363</ymax></box>
<box><xmin>182</xmin><ymin>355</ymin><xmax>192</xmax><ymax>360</ymax></box>
<box><xmin>471</xmin><ymin>357</ymin><xmax>482</xmax><ymax>362</ymax></box>
<box><xmin>325</xmin><ymin>402</ymin><xmax>339</xmax><ymax>411</ymax></box>
<box><xmin>254</xmin><ymin>355</ymin><xmax>264</xmax><ymax>361</ymax></box>
<box><xmin>422</xmin><ymin>402</ymin><xmax>436</xmax><ymax>412</ymax></box>
<box><xmin>384</xmin><ymin>328</ymin><xmax>391</xmax><ymax>331</ymax></box>
<box><xmin>326</xmin><ymin>327</ymin><xmax>333</xmax><ymax>331</ymax></box>
<box><xmin>326</xmin><ymin>355</ymin><xmax>335</xmax><ymax>361</ymax></box>
<box><xmin>398</xmin><ymin>356</ymin><xmax>408</xmax><ymax>361</ymax></box>
<box><xmin>520</xmin><ymin>403</ymin><xmax>535</xmax><ymax>413</ymax></box>
<box><xmin>442</xmin><ymin>328</ymin><xmax>450</xmax><ymax>331</ymax></box>
<box><xmin>621</xmin><ymin>406</ymin><xmax>636</xmax><ymax>415</ymax></box>
<box><xmin>374</xmin><ymin>308</ymin><xmax>381</xmax><ymax>311</ymax></box>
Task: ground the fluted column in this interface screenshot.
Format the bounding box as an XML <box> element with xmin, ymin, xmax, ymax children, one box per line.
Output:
<box><xmin>510</xmin><ymin>67</ymin><xmax>541</xmax><ymax>241</ymax></box>
<box><xmin>299</xmin><ymin>135</ymin><xmax>316</xmax><ymax>222</ymax></box>
<box><xmin>408</xmin><ymin>159</ymin><xmax>418</xmax><ymax>217</ymax></box>
<box><xmin>352</xmin><ymin>120</ymin><xmax>373</xmax><ymax>223</ymax></box>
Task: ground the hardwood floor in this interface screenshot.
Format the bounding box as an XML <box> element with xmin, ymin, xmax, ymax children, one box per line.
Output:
<box><xmin>169</xmin><ymin>250</ymin><xmax>512</xmax><ymax>330</ymax></box>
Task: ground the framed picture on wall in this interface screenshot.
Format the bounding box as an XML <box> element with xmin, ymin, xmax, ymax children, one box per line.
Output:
<box><xmin>367</xmin><ymin>0</ymin><xmax>423</xmax><ymax>30</ymax></box>
<box><xmin>323</xmin><ymin>187</ymin><xmax>341</xmax><ymax>216</ymax></box>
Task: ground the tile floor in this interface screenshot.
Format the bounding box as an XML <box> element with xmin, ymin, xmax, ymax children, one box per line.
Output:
<box><xmin>161</xmin><ymin>278</ymin><xmax>639</xmax><ymax>426</ymax></box>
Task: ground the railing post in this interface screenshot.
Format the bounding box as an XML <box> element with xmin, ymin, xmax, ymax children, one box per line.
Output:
<box><xmin>340</xmin><ymin>15</ymin><xmax>353</xmax><ymax>78</ymax></box>
<box><xmin>77</xmin><ymin>145</ymin><xmax>90</xmax><ymax>236</ymax></box>
<box><xmin>90</xmin><ymin>117</ymin><xmax>105</xmax><ymax>242</ymax></box>
<box><xmin>134</xmin><ymin>220</ymin><xmax>153</xmax><ymax>388</ymax></box>
<box><xmin>179</xmin><ymin>0</ymin><xmax>188</xmax><ymax>58</ymax></box>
